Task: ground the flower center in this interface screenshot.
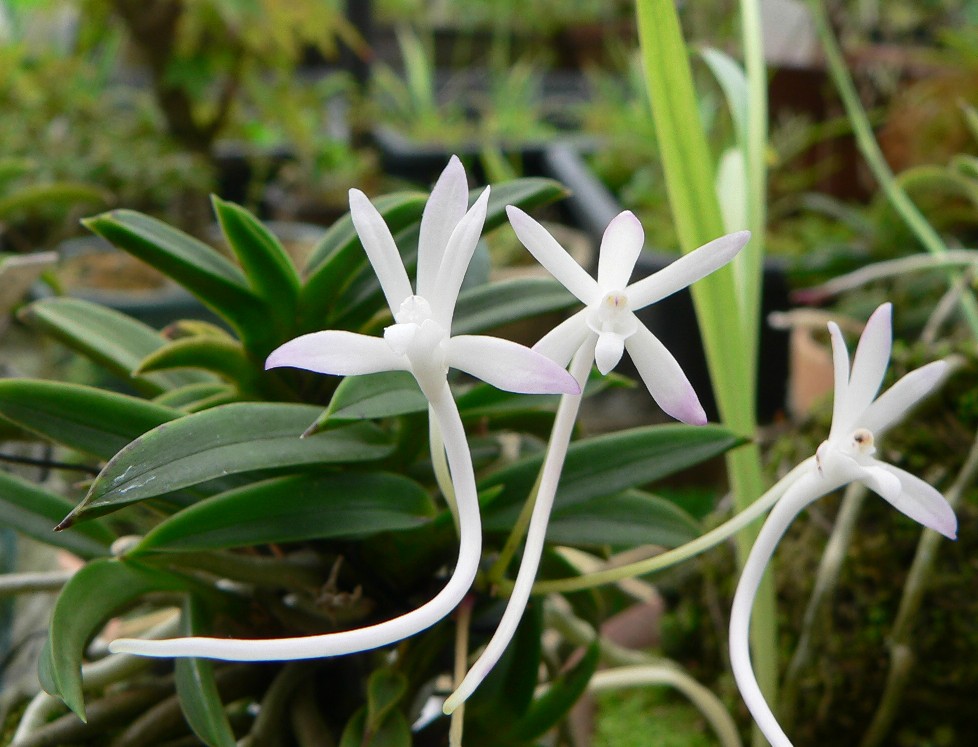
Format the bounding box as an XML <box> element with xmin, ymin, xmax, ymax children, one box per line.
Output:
<box><xmin>384</xmin><ymin>296</ymin><xmax>449</xmax><ymax>388</ymax></box>
<box><xmin>849</xmin><ymin>427</ymin><xmax>875</xmax><ymax>455</ymax></box>
<box><xmin>586</xmin><ymin>290</ymin><xmax>638</xmax><ymax>338</ymax></box>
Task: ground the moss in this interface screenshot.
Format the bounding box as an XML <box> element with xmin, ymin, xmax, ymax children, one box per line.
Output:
<box><xmin>592</xmin><ymin>688</ymin><xmax>716</xmax><ymax>747</ymax></box>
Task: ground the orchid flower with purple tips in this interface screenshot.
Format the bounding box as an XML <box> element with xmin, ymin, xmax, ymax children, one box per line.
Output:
<box><xmin>730</xmin><ymin>302</ymin><xmax>956</xmax><ymax>747</ymax></box>
<box><xmin>108</xmin><ymin>156</ymin><xmax>578</xmax><ymax>662</ymax></box>
<box><xmin>445</xmin><ymin>211</ymin><xmax>750</xmax><ymax>712</ymax></box>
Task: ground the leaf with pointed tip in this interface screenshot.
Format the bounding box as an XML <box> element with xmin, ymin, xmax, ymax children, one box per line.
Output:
<box><xmin>130</xmin><ymin>472</ymin><xmax>436</xmax><ymax>553</ymax></box>
<box><xmin>212</xmin><ymin>196</ymin><xmax>300</xmax><ymax>337</ymax></box>
<box><xmin>20</xmin><ymin>297</ymin><xmax>211</xmax><ymax>395</ymax></box>
<box><xmin>0</xmin><ymin>471</ymin><xmax>115</xmax><ymax>558</ymax></box>
<box><xmin>452</xmin><ymin>277</ymin><xmax>576</xmax><ymax>336</ymax></box>
<box><xmin>43</xmin><ymin>558</ymin><xmax>192</xmax><ymax>718</ymax></box>
<box><xmin>366</xmin><ymin>668</ymin><xmax>408</xmax><ymax>733</ymax></box>
<box><xmin>0</xmin><ymin>379</ymin><xmax>179</xmax><ymax>459</ymax></box>
<box><xmin>82</xmin><ymin>210</ymin><xmax>272</xmax><ymax>350</ymax></box>
<box><xmin>175</xmin><ymin>597</ymin><xmax>237</xmax><ymax>747</ymax></box>
<box><xmin>74</xmin><ymin>403</ymin><xmax>394</xmax><ymax>520</ymax></box>
<box><xmin>136</xmin><ymin>336</ymin><xmax>264</xmax><ymax>395</ymax></box>
<box><xmin>481</xmin><ymin>424</ymin><xmax>742</xmax><ymax>529</ymax></box>
<box><xmin>314</xmin><ymin>371</ymin><xmax>426</xmax><ymax>429</ymax></box>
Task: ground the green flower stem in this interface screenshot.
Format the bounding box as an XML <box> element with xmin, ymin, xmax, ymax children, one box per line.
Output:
<box><xmin>635</xmin><ymin>0</ymin><xmax>776</xmax><ymax>713</ymax></box>
<box><xmin>860</xmin><ymin>427</ymin><xmax>978</xmax><ymax>747</ymax></box>
<box><xmin>806</xmin><ymin>0</ymin><xmax>978</xmax><ymax>337</ymax></box>
<box><xmin>546</xmin><ymin>602</ymin><xmax>742</xmax><ymax>747</ymax></box>
<box><xmin>779</xmin><ymin>482</ymin><xmax>867</xmax><ymax>731</ymax></box>
<box><xmin>515</xmin><ymin>458</ymin><xmax>812</xmax><ymax>596</ymax></box>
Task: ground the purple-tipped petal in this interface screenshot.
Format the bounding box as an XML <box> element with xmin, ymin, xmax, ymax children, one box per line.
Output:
<box><xmin>827</xmin><ymin>321</ymin><xmax>852</xmax><ymax>440</ymax></box>
<box><xmin>876</xmin><ymin>463</ymin><xmax>958</xmax><ymax>540</ymax></box>
<box><xmin>626</xmin><ymin>230</ymin><xmax>750</xmax><ymax>310</ymax></box>
<box><xmin>625</xmin><ymin>324</ymin><xmax>707</xmax><ymax>425</ymax></box>
<box><xmin>597</xmin><ymin>211</ymin><xmax>644</xmax><ymax>291</ymax></box>
<box><xmin>847</xmin><ymin>303</ymin><xmax>892</xmax><ymax>421</ymax></box>
<box><xmin>448</xmin><ymin>335</ymin><xmax>580</xmax><ymax>394</ymax></box>
<box><xmin>861</xmin><ymin>360</ymin><xmax>949</xmax><ymax>438</ymax></box>
<box><xmin>266</xmin><ymin>331</ymin><xmax>403</xmax><ymax>376</ymax></box>
<box><xmin>507</xmin><ymin>206</ymin><xmax>598</xmax><ymax>304</ymax></box>
<box><xmin>432</xmin><ymin>186</ymin><xmax>490</xmax><ymax>327</ymax></box>
<box><xmin>417</xmin><ymin>156</ymin><xmax>469</xmax><ymax>299</ymax></box>
<box><xmin>349</xmin><ymin>189</ymin><xmax>413</xmax><ymax>314</ymax></box>
<box><xmin>533</xmin><ymin>310</ymin><xmax>590</xmax><ymax>368</ymax></box>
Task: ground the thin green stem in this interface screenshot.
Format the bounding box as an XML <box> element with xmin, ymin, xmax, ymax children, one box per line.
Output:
<box><xmin>512</xmin><ymin>458</ymin><xmax>812</xmax><ymax>596</ymax></box>
<box><xmin>807</xmin><ymin>0</ymin><xmax>978</xmax><ymax>337</ymax></box>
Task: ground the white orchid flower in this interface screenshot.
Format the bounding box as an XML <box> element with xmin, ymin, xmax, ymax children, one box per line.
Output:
<box><xmin>444</xmin><ymin>212</ymin><xmax>749</xmax><ymax>712</ymax></box>
<box><xmin>730</xmin><ymin>302</ymin><xmax>956</xmax><ymax>747</ymax></box>
<box><xmin>109</xmin><ymin>156</ymin><xmax>578</xmax><ymax>662</ymax></box>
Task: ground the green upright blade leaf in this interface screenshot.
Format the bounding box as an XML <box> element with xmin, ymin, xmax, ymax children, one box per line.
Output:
<box><xmin>82</xmin><ymin>210</ymin><xmax>273</xmax><ymax>350</ymax></box>
<box><xmin>131</xmin><ymin>472</ymin><xmax>436</xmax><ymax>553</ymax></box>
<box><xmin>212</xmin><ymin>196</ymin><xmax>300</xmax><ymax>338</ymax></box>
<box><xmin>0</xmin><ymin>471</ymin><xmax>114</xmax><ymax>558</ymax></box>
<box><xmin>75</xmin><ymin>403</ymin><xmax>395</xmax><ymax>519</ymax></box>
<box><xmin>0</xmin><ymin>379</ymin><xmax>179</xmax><ymax>459</ymax></box>
<box><xmin>481</xmin><ymin>424</ymin><xmax>742</xmax><ymax>529</ymax></box>
<box><xmin>451</xmin><ymin>277</ymin><xmax>576</xmax><ymax>336</ymax></box>
<box><xmin>21</xmin><ymin>297</ymin><xmax>210</xmax><ymax>396</ymax></box>
<box><xmin>175</xmin><ymin>597</ymin><xmax>237</xmax><ymax>747</ymax></box>
<box><xmin>43</xmin><ymin>558</ymin><xmax>192</xmax><ymax>718</ymax></box>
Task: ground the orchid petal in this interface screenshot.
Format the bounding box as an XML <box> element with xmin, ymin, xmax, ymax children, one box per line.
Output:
<box><xmin>846</xmin><ymin>303</ymin><xmax>892</xmax><ymax>421</ymax></box>
<box><xmin>597</xmin><ymin>211</ymin><xmax>644</xmax><ymax>290</ymax></box>
<box><xmin>860</xmin><ymin>360</ymin><xmax>949</xmax><ymax>437</ymax></box>
<box><xmin>417</xmin><ymin>156</ymin><xmax>469</xmax><ymax>300</ymax></box>
<box><xmin>533</xmin><ymin>309</ymin><xmax>590</xmax><ymax>368</ymax></box>
<box><xmin>626</xmin><ymin>230</ymin><xmax>750</xmax><ymax>310</ymax></box>
<box><xmin>827</xmin><ymin>321</ymin><xmax>851</xmax><ymax>439</ymax></box>
<box><xmin>266</xmin><ymin>331</ymin><xmax>403</xmax><ymax>376</ymax></box>
<box><xmin>625</xmin><ymin>324</ymin><xmax>707</xmax><ymax>425</ymax></box>
<box><xmin>448</xmin><ymin>335</ymin><xmax>580</xmax><ymax>394</ymax></box>
<box><xmin>594</xmin><ymin>331</ymin><xmax>626</xmax><ymax>374</ymax></box>
<box><xmin>349</xmin><ymin>189</ymin><xmax>413</xmax><ymax>313</ymax></box>
<box><xmin>507</xmin><ymin>205</ymin><xmax>598</xmax><ymax>304</ymax></box>
<box><xmin>432</xmin><ymin>186</ymin><xmax>491</xmax><ymax>327</ymax></box>
<box><xmin>857</xmin><ymin>463</ymin><xmax>903</xmax><ymax>502</ymax></box>
<box><xmin>875</xmin><ymin>463</ymin><xmax>958</xmax><ymax>539</ymax></box>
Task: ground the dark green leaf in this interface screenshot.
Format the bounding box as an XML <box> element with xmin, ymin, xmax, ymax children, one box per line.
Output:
<box><xmin>0</xmin><ymin>471</ymin><xmax>114</xmax><ymax>558</ymax></box>
<box><xmin>75</xmin><ymin>403</ymin><xmax>394</xmax><ymax>518</ymax></box>
<box><xmin>319</xmin><ymin>371</ymin><xmax>426</xmax><ymax>426</ymax></box>
<box><xmin>546</xmin><ymin>488</ymin><xmax>700</xmax><ymax>549</ymax></box>
<box><xmin>212</xmin><ymin>196</ymin><xmax>300</xmax><ymax>337</ymax></box>
<box><xmin>0</xmin><ymin>379</ymin><xmax>178</xmax><ymax>459</ymax></box>
<box><xmin>452</xmin><ymin>278</ymin><xmax>576</xmax><ymax>336</ymax></box>
<box><xmin>131</xmin><ymin>472</ymin><xmax>436</xmax><ymax>553</ymax></box>
<box><xmin>20</xmin><ymin>297</ymin><xmax>210</xmax><ymax>395</ymax></box>
<box><xmin>153</xmin><ymin>382</ymin><xmax>237</xmax><ymax>410</ymax></box>
<box><xmin>482</xmin><ymin>424</ymin><xmax>742</xmax><ymax>530</ymax></box>
<box><xmin>366</xmin><ymin>668</ymin><xmax>408</xmax><ymax>733</ymax></box>
<box><xmin>338</xmin><ymin>705</ymin><xmax>411</xmax><ymax>747</ymax></box>
<box><xmin>507</xmin><ymin>641</ymin><xmax>599</xmax><ymax>742</ymax></box>
<box><xmin>136</xmin><ymin>336</ymin><xmax>264</xmax><ymax>395</ymax></box>
<box><xmin>175</xmin><ymin>597</ymin><xmax>236</xmax><ymax>747</ymax></box>
<box><xmin>43</xmin><ymin>558</ymin><xmax>192</xmax><ymax>718</ymax></box>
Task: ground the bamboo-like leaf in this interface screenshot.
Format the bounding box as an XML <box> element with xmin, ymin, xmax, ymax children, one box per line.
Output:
<box><xmin>21</xmin><ymin>297</ymin><xmax>210</xmax><ymax>395</ymax></box>
<box><xmin>175</xmin><ymin>597</ymin><xmax>237</xmax><ymax>747</ymax></box>
<box><xmin>0</xmin><ymin>471</ymin><xmax>114</xmax><ymax>558</ymax></box>
<box><xmin>74</xmin><ymin>403</ymin><xmax>395</xmax><ymax>519</ymax></box>
<box><xmin>131</xmin><ymin>472</ymin><xmax>436</xmax><ymax>553</ymax></box>
<box><xmin>42</xmin><ymin>558</ymin><xmax>192</xmax><ymax>718</ymax></box>
<box><xmin>0</xmin><ymin>379</ymin><xmax>178</xmax><ymax>459</ymax></box>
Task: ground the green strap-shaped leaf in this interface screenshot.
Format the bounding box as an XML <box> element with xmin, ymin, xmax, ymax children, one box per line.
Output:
<box><xmin>175</xmin><ymin>597</ymin><xmax>237</xmax><ymax>747</ymax></box>
<box><xmin>137</xmin><ymin>336</ymin><xmax>264</xmax><ymax>395</ymax></box>
<box><xmin>366</xmin><ymin>668</ymin><xmax>408</xmax><ymax>734</ymax></box>
<box><xmin>75</xmin><ymin>403</ymin><xmax>394</xmax><ymax>519</ymax></box>
<box><xmin>0</xmin><ymin>181</ymin><xmax>109</xmax><ymax>218</ymax></box>
<box><xmin>153</xmin><ymin>382</ymin><xmax>238</xmax><ymax>411</ymax></box>
<box><xmin>42</xmin><ymin>558</ymin><xmax>192</xmax><ymax>718</ymax></box>
<box><xmin>451</xmin><ymin>277</ymin><xmax>576</xmax><ymax>336</ymax></box>
<box><xmin>82</xmin><ymin>210</ymin><xmax>273</xmax><ymax>350</ymax></box>
<box><xmin>481</xmin><ymin>424</ymin><xmax>743</xmax><ymax>528</ymax></box>
<box><xmin>0</xmin><ymin>471</ymin><xmax>115</xmax><ymax>558</ymax></box>
<box><xmin>212</xmin><ymin>196</ymin><xmax>300</xmax><ymax>337</ymax></box>
<box><xmin>319</xmin><ymin>371</ymin><xmax>427</xmax><ymax>426</ymax></box>
<box><xmin>131</xmin><ymin>472</ymin><xmax>436</xmax><ymax>553</ymax></box>
<box><xmin>507</xmin><ymin>641</ymin><xmax>600</xmax><ymax>742</ymax></box>
<box><xmin>546</xmin><ymin>488</ymin><xmax>700</xmax><ymax>549</ymax></box>
<box><xmin>21</xmin><ymin>297</ymin><xmax>210</xmax><ymax>396</ymax></box>
<box><xmin>0</xmin><ymin>379</ymin><xmax>179</xmax><ymax>459</ymax></box>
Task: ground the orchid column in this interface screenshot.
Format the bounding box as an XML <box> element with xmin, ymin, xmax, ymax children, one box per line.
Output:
<box><xmin>109</xmin><ymin>157</ymin><xmax>579</xmax><ymax>661</ymax></box>
<box><xmin>445</xmin><ymin>209</ymin><xmax>749</xmax><ymax>711</ymax></box>
<box><xmin>730</xmin><ymin>303</ymin><xmax>956</xmax><ymax>747</ymax></box>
